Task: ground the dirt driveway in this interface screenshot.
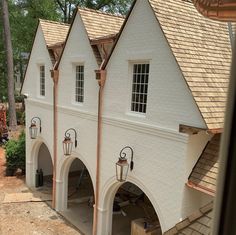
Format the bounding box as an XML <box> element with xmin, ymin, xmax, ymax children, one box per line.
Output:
<box><xmin>0</xmin><ymin>147</ymin><xmax>81</xmax><ymax>235</ymax></box>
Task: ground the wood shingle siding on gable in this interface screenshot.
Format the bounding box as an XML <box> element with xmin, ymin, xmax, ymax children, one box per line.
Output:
<box><xmin>164</xmin><ymin>202</ymin><xmax>213</xmax><ymax>235</ymax></box>
<box><xmin>188</xmin><ymin>134</ymin><xmax>220</xmax><ymax>195</ymax></box>
<box><xmin>78</xmin><ymin>8</ymin><xmax>125</xmax><ymax>40</ymax></box>
<box><xmin>148</xmin><ymin>0</ymin><xmax>232</xmax><ymax>130</ymax></box>
<box><xmin>39</xmin><ymin>19</ymin><xmax>70</xmax><ymax>47</ymax></box>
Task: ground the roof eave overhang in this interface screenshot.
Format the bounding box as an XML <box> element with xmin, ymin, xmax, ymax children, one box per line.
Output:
<box><xmin>90</xmin><ymin>34</ymin><xmax>117</xmax><ymax>46</ymax></box>
<box><xmin>47</xmin><ymin>42</ymin><xmax>65</xmax><ymax>49</ymax></box>
<box><xmin>207</xmin><ymin>128</ymin><xmax>223</xmax><ymax>134</ymax></box>
<box><xmin>179</xmin><ymin>124</ymin><xmax>223</xmax><ymax>135</ymax></box>
<box><xmin>179</xmin><ymin>124</ymin><xmax>206</xmax><ymax>135</ymax></box>
<box><xmin>186</xmin><ymin>181</ymin><xmax>216</xmax><ymax>197</ymax></box>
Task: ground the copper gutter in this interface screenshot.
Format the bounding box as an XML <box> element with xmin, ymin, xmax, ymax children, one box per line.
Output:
<box><xmin>50</xmin><ymin>69</ymin><xmax>59</xmax><ymax>209</ymax></box>
<box><xmin>193</xmin><ymin>0</ymin><xmax>236</xmax><ymax>21</ymax></box>
<box><xmin>93</xmin><ymin>69</ymin><xmax>106</xmax><ymax>235</ymax></box>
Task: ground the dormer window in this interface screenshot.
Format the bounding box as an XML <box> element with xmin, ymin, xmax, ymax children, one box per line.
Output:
<box><xmin>75</xmin><ymin>65</ymin><xmax>84</xmax><ymax>103</ymax></box>
<box><xmin>131</xmin><ymin>63</ymin><xmax>149</xmax><ymax>114</ymax></box>
<box><xmin>40</xmin><ymin>65</ymin><xmax>45</xmax><ymax>96</ymax></box>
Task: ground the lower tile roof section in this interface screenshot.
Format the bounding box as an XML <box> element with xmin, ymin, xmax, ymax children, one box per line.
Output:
<box><xmin>164</xmin><ymin>201</ymin><xmax>213</xmax><ymax>235</ymax></box>
<box><xmin>188</xmin><ymin>134</ymin><xmax>221</xmax><ymax>196</ymax></box>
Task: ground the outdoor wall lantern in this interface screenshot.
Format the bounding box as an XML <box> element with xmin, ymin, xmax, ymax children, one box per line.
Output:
<box><xmin>29</xmin><ymin>117</ymin><xmax>41</xmax><ymax>139</ymax></box>
<box><xmin>116</xmin><ymin>146</ymin><xmax>134</xmax><ymax>182</ymax></box>
<box><xmin>62</xmin><ymin>128</ymin><xmax>78</xmax><ymax>156</ymax></box>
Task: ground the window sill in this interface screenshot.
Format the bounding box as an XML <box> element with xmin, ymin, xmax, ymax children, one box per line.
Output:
<box><xmin>38</xmin><ymin>95</ymin><xmax>46</xmax><ymax>99</ymax></box>
<box><xmin>72</xmin><ymin>101</ymin><xmax>84</xmax><ymax>107</ymax></box>
<box><xmin>126</xmin><ymin>111</ymin><xmax>146</xmax><ymax>119</ymax></box>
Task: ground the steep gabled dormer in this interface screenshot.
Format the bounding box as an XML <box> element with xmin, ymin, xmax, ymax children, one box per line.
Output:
<box><xmin>56</xmin><ymin>7</ymin><xmax>124</xmax><ymax>112</ymax></box>
<box><xmin>21</xmin><ymin>19</ymin><xmax>69</xmax><ymax>103</ymax></box>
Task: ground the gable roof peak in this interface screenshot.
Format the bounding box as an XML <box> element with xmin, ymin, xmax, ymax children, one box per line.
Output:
<box><xmin>39</xmin><ymin>18</ymin><xmax>70</xmax><ymax>48</ymax></box>
<box><xmin>78</xmin><ymin>7</ymin><xmax>125</xmax><ymax>41</ymax></box>
<box><xmin>148</xmin><ymin>0</ymin><xmax>231</xmax><ymax>130</ymax></box>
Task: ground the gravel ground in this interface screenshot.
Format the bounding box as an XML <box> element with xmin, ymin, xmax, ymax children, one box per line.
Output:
<box><xmin>0</xmin><ymin>147</ymin><xmax>81</xmax><ymax>235</ymax></box>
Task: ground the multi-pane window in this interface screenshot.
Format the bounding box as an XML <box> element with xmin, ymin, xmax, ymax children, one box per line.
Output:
<box><xmin>131</xmin><ymin>63</ymin><xmax>149</xmax><ymax>113</ymax></box>
<box><xmin>75</xmin><ymin>65</ymin><xmax>84</xmax><ymax>103</ymax></box>
<box><xmin>40</xmin><ymin>65</ymin><xmax>45</xmax><ymax>96</ymax></box>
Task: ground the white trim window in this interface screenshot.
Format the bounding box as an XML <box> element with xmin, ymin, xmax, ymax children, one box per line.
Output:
<box><xmin>131</xmin><ymin>63</ymin><xmax>149</xmax><ymax>113</ymax></box>
<box><xmin>40</xmin><ymin>65</ymin><xmax>45</xmax><ymax>96</ymax></box>
<box><xmin>75</xmin><ymin>65</ymin><xmax>84</xmax><ymax>103</ymax></box>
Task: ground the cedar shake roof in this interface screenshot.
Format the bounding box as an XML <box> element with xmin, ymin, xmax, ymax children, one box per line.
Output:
<box><xmin>78</xmin><ymin>8</ymin><xmax>125</xmax><ymax>40</ymax></box>
<box><xmin>188</xmin><ymin>134</ymin><xmax>221</xmax><ymax>196</ymax></box>
<box><xmin>164</xmin><ymin>202</ymin><xmax>213</xmax><ymax>235</ymax></box>
<box><xmin>148</xmin><ymin>0</ymin><xmax>231</xmax><ymax>130</ymax></box>
<box><xmin>39</xmin><ymin>19</ymin><xmax>70</xmax><ymax>47</ymax></box>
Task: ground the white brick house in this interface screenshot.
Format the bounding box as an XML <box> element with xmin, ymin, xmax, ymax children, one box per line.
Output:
<box><xmin>22</xmin><ymin>19</ymin><xmax>69</xmax><ymax>188</ymax></box>
<box><xmin>21</xmin><ymin>0</ymin><xmax>231</xmax><ymax>234</ymax></box>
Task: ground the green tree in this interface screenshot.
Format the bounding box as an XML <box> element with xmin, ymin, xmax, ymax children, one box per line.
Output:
<box><xmin>55</xmin><ymin>0</ymin><xmax>133</xmax><ymax>23</ymax></box>
<box><xmin>1</xmin><ymin>0</ymin><xmax>17</xmax><ymax>130</ymax></box>
<box><xmin>0</xmin><ymin>11</ymin><xmax>7</xmax><ymax>102</ymax></box>
<box><xmin>11</xmin><ymin>0</ymin><xmax>61</xmax><ymax>53</ymax></box>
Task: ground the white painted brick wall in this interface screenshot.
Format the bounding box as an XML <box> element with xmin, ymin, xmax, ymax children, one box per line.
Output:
<box><xmin>58</xmin><ymin>12</ymin><xmax>99</xmax><ymax>114</ymax></box>
<box><xmin>98</xmin><ymin>0</ymin><xmax>212</xmax><ymax>232</ymax></box>
<box><xmin>23</xmin><ymin>1</ymin><xmax>213</xmax><ymax>234</ymax></box>
<box><xmin>104</xmin><ymin>0</ymin><xmax>206</xmax><ymax>132</ymax></box>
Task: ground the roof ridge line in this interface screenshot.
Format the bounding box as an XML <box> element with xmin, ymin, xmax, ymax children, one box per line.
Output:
<box><xmin>77</xmin><ymin>6</ymin><xmax>125</xmax><ymax>19</ymax></box>
<box><xmin>39</xmin><ymin>18</ymin><xmax>70</xmax><ymax>26</ymax></box>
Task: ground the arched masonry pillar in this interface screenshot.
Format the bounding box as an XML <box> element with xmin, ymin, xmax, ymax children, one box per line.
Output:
<box><xmin>55</xmin><ymin>153</ymin><xmax>95</xmax><ymax>212</ymax></box>
<box><xmin>96</xmin><ymin>176</ymin><xmax>166</xmax><ymax>235</ymax></box>
<box><xmin>26</xmin><ymin>138</ymin><xmax>52</xmax><ymax>187</ymax></box>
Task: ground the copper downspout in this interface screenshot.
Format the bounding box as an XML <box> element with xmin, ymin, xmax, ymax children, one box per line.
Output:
<box><xmin>51</xmin><ymin>69</ymin><xmax>59</xmax><ymax>209</ymax></box>
<box><xmin>93</xmin><ymin>70</ymin><xmax>106</xmax><ymax>235</ymax></box>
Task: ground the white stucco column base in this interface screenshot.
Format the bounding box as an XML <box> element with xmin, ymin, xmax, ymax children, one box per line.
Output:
<box><xmin>26</xmin><ymin>160</ymin><xmax>35</xmax><ymax>187</ymax></box>
<box><xmin>96</xmin><ymin>207</ymin><xmax>111</xmax><ymax>235</ymax></box>
<box><xmin>55</xmin><ymin>179</ymin><xmax>65</xmax><ymax>211</ymax></box>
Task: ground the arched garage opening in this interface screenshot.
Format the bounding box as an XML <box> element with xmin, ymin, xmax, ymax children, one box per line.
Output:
<box><xmin>112</xmin><ymin>182</ymin><xmax>162</xmax><ymax>235</ymax></box>
<box><xmin>36</xmin><ymin>143</ymin><xmax>53</xmax><ymax>205</ymax></box>
<box><xmin>60</xmin><ymin>158</ymin><xmax>94</xmax><ymax>235</ymax></box>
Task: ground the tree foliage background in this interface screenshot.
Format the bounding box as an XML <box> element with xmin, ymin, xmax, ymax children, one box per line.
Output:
<box><xmin>0</xmin><ymin>0</ymin><xmax>133</xmax><ymax>102</ymax></box>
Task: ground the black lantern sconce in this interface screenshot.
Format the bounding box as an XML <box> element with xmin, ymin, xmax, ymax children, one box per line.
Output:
<box><xmin>62</xmin><ymin>128</ymin><xmax>78</xmax><ymax>156</ymax></box>
<box><xmin>116</xmin><ymin>146</ymin><xmax>134</xmax><ymax>182</ymax></box>
<box><xmin>29</xmin><ymin>117</ymin><xmax>42</xmax><ymax>139</ymax></box>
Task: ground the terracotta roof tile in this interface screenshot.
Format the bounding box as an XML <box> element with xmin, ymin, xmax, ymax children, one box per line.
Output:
<box><xmin>148</xmin><ymin>0</ymin><xmax>231</xmax><ymax>130</ymax></box>
<box><xmin>164</xmin><ymin>202</ymin><xmax>213</xmax><ymax>235</ymax></box>
<box><xmin>78</xmin><ymin>8</ymin><xmax>125</xmax><ymax>40</ymax></box>
<box><xmin>39</xmin><ymin>19</ymin><xmax>70</xmax><ymax>47</ymax></box>
<box><xmin>188</xmin><ymin>134</ymin><xmax>221</xmax><ymax>195</ymax></box>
